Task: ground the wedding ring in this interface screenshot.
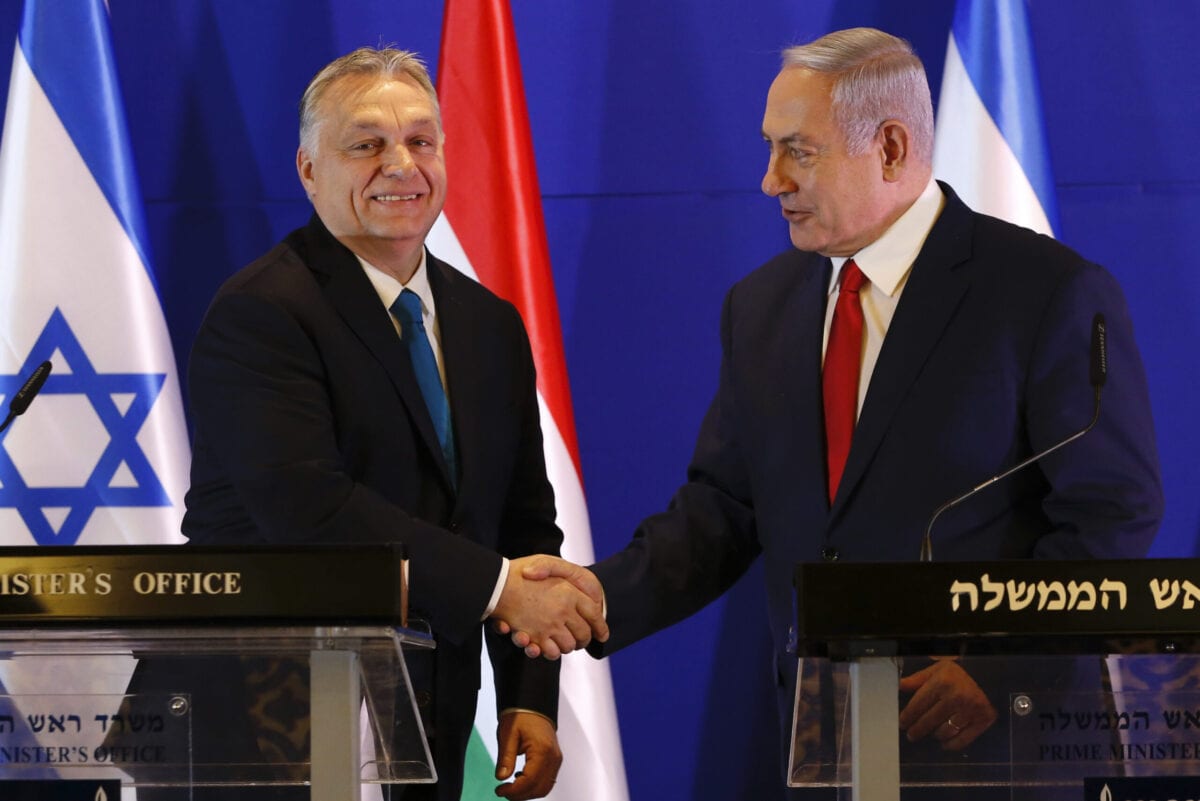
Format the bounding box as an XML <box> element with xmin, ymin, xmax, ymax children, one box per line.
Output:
<box><xmin>946</xmin><ymin>716</ymin><xmax>965</xmax><ymax>734</ymax></box>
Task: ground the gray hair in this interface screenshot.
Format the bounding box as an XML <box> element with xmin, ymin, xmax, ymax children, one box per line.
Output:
<box><xmin>782</xmin><ymin>28</ymin><xmax>934</xmax><ymax>163</ymax></box>
<box><xmin>299</xmin><ymin>47</ymin><xmax>441</xmax><ymax>152</ymax></box>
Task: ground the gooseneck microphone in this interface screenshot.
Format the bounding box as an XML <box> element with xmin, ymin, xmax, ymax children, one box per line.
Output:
<box><xmin>0</xmin><ymin>360</ymin><xmax>53</xmax><ymax>435</ymax></box>
<box><xmin>918</xmin><ymin>315</ymin><xmax>1106</xmax><ymax>562</ymax></box>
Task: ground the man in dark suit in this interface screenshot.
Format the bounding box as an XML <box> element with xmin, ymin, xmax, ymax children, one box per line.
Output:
<box><xmin>505</xmin><ymin>26</ymin><xmax>1163</xmax><ymax>787</ymax></box>
<box><xmin>178</xmin><ymin>47</ymin><xmax>604</xmax><ymax>801</ymax></box>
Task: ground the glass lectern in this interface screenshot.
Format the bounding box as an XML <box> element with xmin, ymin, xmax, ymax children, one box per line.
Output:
<box><xmin>792</xmin><ymin>559</ymin><xmax>1200</xmax><ymax>800</ymax></box>
<box><xmin>0</xmin><ymin>544</ymin><xmax>433</xmax><ymax>801</ymax></box>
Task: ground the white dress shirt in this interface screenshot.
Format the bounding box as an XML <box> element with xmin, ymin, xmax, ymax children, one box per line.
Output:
<box><xmin>360</xmin><ymin>250</ymin><xmax>449</xmax><ymax>392</ymax></box>
<box><xmin>823</xmin><ymin>177</ymin><xmax>946</xmax><ymax>419</ymax></box>
<box><xmin>358</xmin><ymin>252</ymin><xmax>510</xmax><ymax>618</ymax></box>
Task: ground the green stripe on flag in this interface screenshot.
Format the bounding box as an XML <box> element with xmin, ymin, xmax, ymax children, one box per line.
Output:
<box><xmin>460</xmin><ymin>725</ymin><xmax>497</xmax><ymax>800</ymax></box>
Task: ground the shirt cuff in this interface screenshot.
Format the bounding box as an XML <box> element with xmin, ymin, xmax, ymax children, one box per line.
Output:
<box><xmin>482</xmin><ymin>557</ymin><xmax>510</xmax><ymax>620</ymax></box>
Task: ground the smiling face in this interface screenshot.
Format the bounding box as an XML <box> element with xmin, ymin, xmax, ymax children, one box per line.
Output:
<box><xmin>296</xmin><ymin>73</ymin><xmax>446</xmax><ymax>281</ymax></box>
<box><xmin>760</xmin><ymin>67</ymin><xmax>897</xmax><ymax>258</ymax></box>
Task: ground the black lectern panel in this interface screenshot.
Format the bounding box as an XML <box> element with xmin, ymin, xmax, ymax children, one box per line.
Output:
<box><xmin>794</xmin><ymin>559</ymin><xmax>1200</xmax><ymax>658</ymax></box>
<box><xmin>0</xmin><ymin>544</ymin><xmax>408</xmax><ymax>626</ymax></box>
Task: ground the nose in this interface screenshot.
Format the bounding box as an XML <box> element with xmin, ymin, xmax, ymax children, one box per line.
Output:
<box><xmin>382</xmin><ymin>145</ymin><xmax>416</xmax><ymax>178</ymax></box>
<box><xmin>761</xmin><ymin>151</ymin><xmax>794</xmax><ymax>197</ymax></box>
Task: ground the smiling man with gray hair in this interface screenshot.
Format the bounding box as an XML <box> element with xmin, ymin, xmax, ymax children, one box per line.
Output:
<box><xmin>177</xmin><ymin>46</ymin><xmax>606</xmax><ymax>801</ymax></box>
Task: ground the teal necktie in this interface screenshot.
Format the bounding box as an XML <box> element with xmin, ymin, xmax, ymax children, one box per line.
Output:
<box><xmin>392</xmin><ymin>289</ymin><xmax>457</xmax><ymax>485</ymax></box>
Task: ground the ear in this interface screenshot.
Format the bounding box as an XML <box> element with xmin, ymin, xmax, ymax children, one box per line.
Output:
<box><xmin>877</xmin><ymin>120</ymin><xmax>911</xmax><ymax>182</ymax></box>
<box><xmin>296</xmin><ymin>146</ymin><xmax>316</xmax><ymax>198</ymax></box>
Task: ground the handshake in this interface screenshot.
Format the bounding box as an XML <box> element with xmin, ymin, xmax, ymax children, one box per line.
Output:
<box><xmin>491</xmin><ymin>555</ymin><xmax>608</xmax><ymax>660</ymax></box>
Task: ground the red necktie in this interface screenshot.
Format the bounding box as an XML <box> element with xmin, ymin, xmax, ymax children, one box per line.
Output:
<box><xmin>823</xmin><ymin>260</ymin><xmax>867</xmax><ymax>504</ymax></box>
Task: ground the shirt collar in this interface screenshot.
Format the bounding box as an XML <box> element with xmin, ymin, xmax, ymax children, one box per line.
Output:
<box><xmin>358</xmin><ymin>248</ymin><xmax>437</xmax><ymax>318</ymax></box>
<box><xmin>829</xmin><ymin>176</ymin><xmax>945</xmax><ymax>296</ymax></box>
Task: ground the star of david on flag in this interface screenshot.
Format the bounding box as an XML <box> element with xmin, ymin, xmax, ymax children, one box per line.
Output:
<box><xmin>0</xmin><ymin>309</ymin><xmax>171</xmax><ymax>545</ymax></box>
<box><xmin>0</xmin><ymin>0</ymin><xmax>189</xmax><ymax>547</ymax></box>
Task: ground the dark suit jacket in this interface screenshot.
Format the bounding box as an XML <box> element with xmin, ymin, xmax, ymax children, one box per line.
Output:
<box><xmin>590</xmin><ymin>184</ymin><xmax>1163</xmax><ymax>763</ymax></box>
<box><xmin>182</xmin><ymin>215</ymin><xmax>561</xmax><ymax>798</ymax></box>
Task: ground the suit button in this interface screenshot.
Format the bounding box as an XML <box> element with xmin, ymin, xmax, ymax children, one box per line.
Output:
<box><xmin>449</xmin><ymin>521</ymin><xmax>460</xmax><ymax>533</ymax></box>
<box><xmin>821</xmin><ymin>547</ymin><xmax>840</xmax><ymax>562</ymax></box>
<box><xmin>416</xmin><ymin>691</ymin><xmax>433</xmax><ymax>708</ymax></box>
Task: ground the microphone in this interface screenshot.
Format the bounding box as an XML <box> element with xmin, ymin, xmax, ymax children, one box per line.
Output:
<box><xmin>0</xmin><ymin>360</ymin><xmax>53</xmax><ymax>435</ymax></box>
<box><xmin>919</xmin><ymin>315</ymin><xmax>1106</xmax><ymax>562</ymax></box>
<box><xmin>1090</xmin><ymin>313</ymin><xmax>1107</xmax><ymax>388</ymax></box>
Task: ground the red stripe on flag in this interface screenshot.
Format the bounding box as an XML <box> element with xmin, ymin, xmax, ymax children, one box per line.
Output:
<box><xmin>436</xmin><ymin>0</ymin><xmax>582</xmax><ymax>475</ymax></box>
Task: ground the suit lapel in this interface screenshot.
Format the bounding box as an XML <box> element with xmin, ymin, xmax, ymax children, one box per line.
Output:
<box><xmin>298</xmin><ymin>218</ymin><xmax>455</xmax><ymax>492</ymax></box>
<box><xmin>778</xmin><ymin>256</ymin><xmax>832</xmax><ymax>504</ymax></box>
<box><xmin>831</xmin><ymin>187</ymin><xmax>976</xmax><ymax>514</ymax></box>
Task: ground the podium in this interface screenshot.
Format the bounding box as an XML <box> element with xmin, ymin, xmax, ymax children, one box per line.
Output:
<box><xmin>0</xmin><ymin>544</ymin><xmax>435</xmax><ymax>800</ymax></box>
<box><xmin>790</xmin><ymin>559</ymin><xmax>1200</xmax><ymax>800</ymax></box>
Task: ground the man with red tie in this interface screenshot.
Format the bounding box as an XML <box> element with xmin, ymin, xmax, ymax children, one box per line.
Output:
<box><xmin>507</xmin><ymin>26</ymin><xmax>1162</xmax><ymax>789</ymax></box>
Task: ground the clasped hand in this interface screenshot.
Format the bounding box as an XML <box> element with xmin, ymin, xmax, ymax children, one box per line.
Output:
<box><xmin>491</xmin><ymin>555</ymin><xmax>608</xmax><ymax>660</ymax></box>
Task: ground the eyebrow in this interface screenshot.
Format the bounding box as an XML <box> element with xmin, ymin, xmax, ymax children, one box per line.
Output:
<box><xmin>762</xmin><ymin>131</ymin><xmax>815</xmax><ymax>147</ymax></box>
<box><xmin>345</xmin><ymin>115</ymin><xmax>440</xmax><ymax>133</ymax></box>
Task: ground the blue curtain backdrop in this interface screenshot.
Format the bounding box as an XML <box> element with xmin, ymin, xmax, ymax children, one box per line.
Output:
<box><xmin>0</xmin><ymin>2</ymin><xmax>1194</xmax><ymax>799</ymax></box>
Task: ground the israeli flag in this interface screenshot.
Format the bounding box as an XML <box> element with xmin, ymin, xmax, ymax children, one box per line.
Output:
<box><xmin>933</xmin><ymin>0</ymin><xmax>1060</xmax><ymax>237</ymax></box>
<box><xmin>0</xmin><ymin>0</ymin><xmax>189</xmax><ymax>546</ymax></box>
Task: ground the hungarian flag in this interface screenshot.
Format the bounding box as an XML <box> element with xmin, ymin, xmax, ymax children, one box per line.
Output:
<box><xmin>427</xmin><ymin>1</ymin><xmax>629</xmax><ymax>799</ymax></box>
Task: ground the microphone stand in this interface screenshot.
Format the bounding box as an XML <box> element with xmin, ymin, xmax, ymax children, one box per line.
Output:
<box><xmin>919</xmin><ymin>388</ymin><xmax>1101</xmax><ymax>562</ymax></box>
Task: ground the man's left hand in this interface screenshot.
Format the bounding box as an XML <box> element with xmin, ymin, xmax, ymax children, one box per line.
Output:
<box><xmin>898</xmin><ymin>659</ymin><xmax>997</xmax><ymax>750</ymax></box>
<box><xmin>494</xmin><ymin>710</ymin><xmax>562</xmax><ymax>799</ymax></box>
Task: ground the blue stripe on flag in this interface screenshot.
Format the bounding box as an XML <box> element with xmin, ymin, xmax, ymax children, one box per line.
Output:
<box><xmin>951</xmin><ymin>0</ymin><xmax>1059</xmax><ymax>231</ymax></box>
<box><xmin>18</xmin><ymin>0</ymin><xmax>156</xmax><ymax>282</ymax></box>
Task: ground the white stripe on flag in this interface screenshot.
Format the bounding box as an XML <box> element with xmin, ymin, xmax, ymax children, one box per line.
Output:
<box><xmin>427</xmin><ymin>215</ymin><xmax>628</xmax><ymax>798</ymax></box>
<box><xmin>537</xmin><ymin>395</ymin><xmax>627</xmax><ymax>794</ymax></box>
<box><xmin>933</xmin><ymin>36</ymin><xmax>1053</xmax><ymax>237</ymax></box>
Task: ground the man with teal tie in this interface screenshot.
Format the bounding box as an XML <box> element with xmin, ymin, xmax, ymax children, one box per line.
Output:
<box><xmin>179</xmin><ymin>46</ymin><xmax>602</xmax><ymax>801</ymax></box>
